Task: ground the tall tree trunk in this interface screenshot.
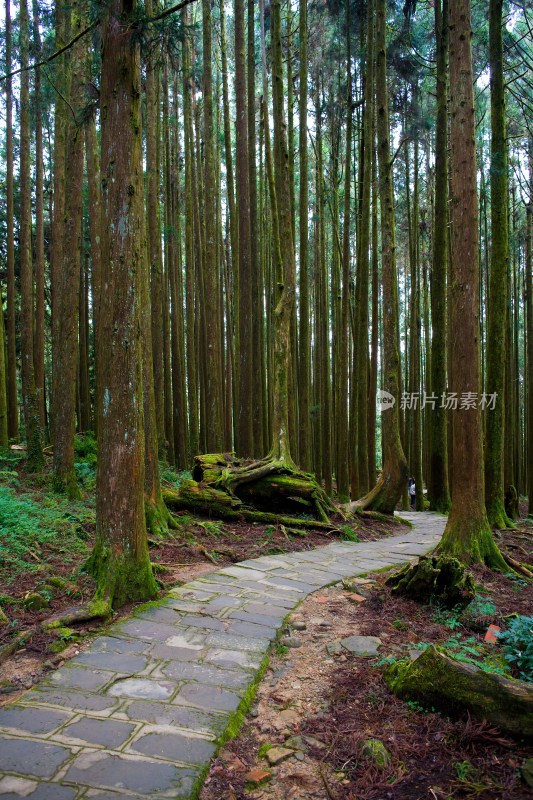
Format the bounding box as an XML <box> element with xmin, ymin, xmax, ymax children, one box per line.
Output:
<box><xmin>235</xmin><ymin>0</ymin><xmax>253</xmax><ymax>456</ymax></box>
<box><xmin>78</xmin><ymin>256</ymin><xmax>91</xmax><ymax>431</ymax></box>
<box><xmin>50</xmin><ymin>0</ymin><xmax>67</xmax><ymax>450</ymax></box>
<box><xmin>202</xmin><ymin>0</ymin><xmax>224</xmax><ymax>452</ymax></box>
<box><xmin>355</xmin><ymin>0</ymin><xmax>374</xmax><ymax>497</ymax></box>
<box><xmin>145</xmin><ymin>0</ymin><xmax>165</xmax><ymax>458</ymax></box>
<box><xmin>86</xmin><ymin>109</ymin><xmax>101</xmax><ymax>426</ymax></box>
<box><xmin>52</xmin><ymin>0</ymin><xmax>85</xmax><ymax>496</ymax></box>
<box><xmin>19</xmin><ymin>0</ymin><xmax>43</xmax><ymax>472</ymax></box>
<box><xmin>269</xmin><ymin>0</ymin><xmax>295</xmax><ymax>463</ymax></box>
<box><xmin>368</xmin><ymin>123</ymin><xmax>379</xmax><ymax>488</ymax></box>
<box><xmin>526</xmin><ymin>140</ymin><xmax>533</xmax><ymax>516</ymax></box>
<box><xmin>336</xmin><ymin>0</ymin><xmax>352</xmax><ymax>502</ymax></box>
<box><xmin>5</xmin><ymin>0</ymin><xmax>18</xmax><ymax>441</ymax></box>
<box><xmin>356</xmin><ymin>0</ymin><xmax>407</xmax><ymax>512</ymax></box>
<box><xmin>297</xmin><ymin>0</ymin><xmax>311</xmax><ymax>471</ymax></box>
<box><xmin>249</xmin><ymin>0</ymin><xmax>263</xmax><ymax>457</ymax></box>
<box><xmin>0</xmin><ymin>301</ymin><xmax>7</xmax><ymax>447</ymax></box>
<box><xmin>439</xmin><ymin>0</ymin><xmax>506</xmax><ymax>568</ymax></box>
<box><xmin>409</xmin><ymin>136</ymin><xmax>423</xmax><ymax>510</ymax></box>
<box><xmin>183</xmin><ymin>7</ymin><xmax>199</xmax><ymax>459</ymax></box>
<box><xmin>484</xmin><ymin>0</ymin><xmax>513</xmax><ymax>528</ymax></box>
<box><xmin>32</xmin><ymin>0</ymin><xmax>46</xmax><ymax>431</ymax></box>
<box><xmin>90</xmin><ymin>0</ymin><xmax>158</xmax><ymax>607</ymax></box>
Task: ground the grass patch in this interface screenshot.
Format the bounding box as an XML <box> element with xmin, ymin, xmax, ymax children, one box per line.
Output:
<box><xmin>0</xmin><ymin>482</ymin><xmax>95</xmax><ymax>587</ymax></box>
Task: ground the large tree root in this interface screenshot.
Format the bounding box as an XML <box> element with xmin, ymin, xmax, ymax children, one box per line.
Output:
<box><xmin>385</xmin><ymin>644</ymin><xmax>533</xmax><ymax>739</ymax></box>
<box><xmin>0</xmin><ymin>628</ymin><xmax>36</xmax><ymax>666</ymax></box>
<box><xmin>41</xmin><ymin>600</ymin><xmax>111</xmax><ymax>630</ymax></box>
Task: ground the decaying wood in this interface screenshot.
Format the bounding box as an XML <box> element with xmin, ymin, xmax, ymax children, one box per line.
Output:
<box><xmin>385</xmin><ymin>644</ymin><xmax>533</xmax><ymax>739</ymax></box>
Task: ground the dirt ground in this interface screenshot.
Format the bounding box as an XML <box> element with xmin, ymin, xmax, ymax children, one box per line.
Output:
<box><xmin>200</xmin><ymin>520</ymin><xmax>533</xmax><ymax>800</ymax></box>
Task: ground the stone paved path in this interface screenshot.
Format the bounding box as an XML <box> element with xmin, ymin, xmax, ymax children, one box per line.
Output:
<box><xmin>0</xmin><ymin>511</ymin><xmax>445</xmax><ymax>800</ymax></box>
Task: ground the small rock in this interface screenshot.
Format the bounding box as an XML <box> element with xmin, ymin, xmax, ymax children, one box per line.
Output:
<box><xmin>294</xmin><ymin>752</ymin><xmax>305</xmax><ymax>761</ymax></box>
<box><xmin>266</xmin><ymin>746</ymin><xmax>295</xmax><ymax>766</ymax></box>
<box><xmin>278</xmin><ymin>708</ymin><xmax>300</xmax><ymax>726</ymax></box>
<box><xmin>522</xmin><ymin>758</ymin><xmax>533</xmax><ymax>788</ymax></box>
<box><xmin>303</xmin><ymin>735</ymin><xmax>327</xmax><ymax>750</ymax></box>
<box><xmin>326</xmin><ymin>642</ymin><xmax>343</xmax><ymax>656</ymax></box>
<box><xmin>362</xmin><ymin>738</ymin><xmax>391</xmax><ymax>767</ymax></box>
<box><xmin>340</xmin><ymin>635</ymin><xmax>382</xmax><ymax>657</ymax></box>
<box><xmin>245</xmin><ymin>768</ymin><xmax>272</xmax><ymax>787</ymax></box>
<box><xmin>309</xmin><ymin>616</ymin><xmax>327</xmax><ymax>625</ymax></box>
<box><xmin>291</xmin><ymin>620</ymin><xmax>307</xmax><ymax>631</ymax></box>
<box><xmin>280</xmin><ymin>637</ymin><xmax>302</xmax><ymax>648</ymax></box>
<box><xmin>285</xmin><ymin>735</ymin><xmax>307</xmax><ymax>751</ymax></box>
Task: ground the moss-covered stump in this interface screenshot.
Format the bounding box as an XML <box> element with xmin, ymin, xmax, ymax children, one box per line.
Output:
<box><xmin>185</xmin><ymin>453</ymin><xmax>338</xmax><ymax>523</ymax></box>
<box><xmin>386</xmin><ymin>554</ymin><xmax>475</xmax><ymax>608</ymax></box>
<box><xmin>385</xmin><ymin>645</ymin><xmax>533</xmax><ymax>739</ymax></box>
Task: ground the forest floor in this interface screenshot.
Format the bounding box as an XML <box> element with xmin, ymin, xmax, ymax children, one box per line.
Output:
<box><xmin>0</xmin><ymin>442</ymin><xmax>398</xmax><ymax>699</ymax></box>
<box><xmin>199</xmin><ymin>514</ymin><xmax>533</xmax><ymax>800</ymax></box>
<box><xmin>1</xmin><ymin>443</ymin><xmax>532</xmax><ymax>798</ymax></box>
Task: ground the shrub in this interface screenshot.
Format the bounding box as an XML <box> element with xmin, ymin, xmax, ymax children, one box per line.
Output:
<box><xmin>498</xmin><ymin>615</ymin><xmax>533</xmax><ymax>682</ymax></box>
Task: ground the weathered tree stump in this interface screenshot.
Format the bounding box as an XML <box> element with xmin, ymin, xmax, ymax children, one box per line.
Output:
<box><xmin>385</xmin><ymin>644</ymin><xmax>533</xmax><ymax>739</ymax></box>
<box><xmin>386</xmin><ymin>554</ymin><xmax>475</xmax><ymax>608</ymax></box>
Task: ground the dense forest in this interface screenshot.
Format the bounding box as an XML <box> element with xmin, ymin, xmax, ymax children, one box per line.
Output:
<box><xmin>0</xmin><ymin>0</ymin><xmax>532</xmax><ymax>612</ymax></box>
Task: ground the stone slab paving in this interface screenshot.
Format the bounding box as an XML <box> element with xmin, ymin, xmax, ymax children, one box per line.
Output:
<box><xmin>0</xmin><ymin>511</ymin><xmax>445</xmax><ymax>800</ymax></box>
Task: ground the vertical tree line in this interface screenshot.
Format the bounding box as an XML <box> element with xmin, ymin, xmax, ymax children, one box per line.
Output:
<box><xmin>0</xmin><ymin>0</ymin><xmax>531</xmax><ymax>605</ymax></box>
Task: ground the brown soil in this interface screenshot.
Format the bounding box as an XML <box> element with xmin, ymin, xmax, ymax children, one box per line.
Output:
<box><xmin>200</xmin><ymin>519</ymin><xmax>533</xmax><ymax>800</ymax></box>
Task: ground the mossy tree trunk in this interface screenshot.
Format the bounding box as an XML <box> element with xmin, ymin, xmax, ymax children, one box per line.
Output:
<box><xmin>439</xmin><ymin>0</ymin><xmax>506</xmax><ymax>569</ymax></box>
<box><xmin>484</xmin><ymin>0</ymin><xmax>514</xmax><ymax>529</ymax></box>
<box><xmin>91</xmin><ymin>0</ymin><xmax>158</xmax><ymax>608</ymax></box>
<box><xmin>355</xmin><ymin>0</ymin><xmax>408</xmax><ymax>513</ymax></box>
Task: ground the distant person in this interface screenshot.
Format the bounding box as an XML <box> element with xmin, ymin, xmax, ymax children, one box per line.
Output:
<box><xmin>408</xmin><ymin>478</ymin><xmax>416</xmax><ymax>509</ymax></box>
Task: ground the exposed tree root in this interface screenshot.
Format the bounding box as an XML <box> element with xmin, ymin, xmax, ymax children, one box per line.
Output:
<box><xmin>41</xmin><ymin>600</ymin><xmax>111</xmax><ymax>630</ymax></box>
<box><xmin>502</xmin><ymin>553</ymin><xmax>533</xmax><ymax>580</ymax></box>
<box><xmin>0</xmin><ymin>628</ymin><xmax>36</xmax><ymax>666</ymax></box>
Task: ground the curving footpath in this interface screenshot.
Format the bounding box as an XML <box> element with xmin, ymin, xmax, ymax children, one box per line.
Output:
<box><xmin>0</xmin><ymin>511</ymin><xmax>445</xmax><ymax>800</ymax></box>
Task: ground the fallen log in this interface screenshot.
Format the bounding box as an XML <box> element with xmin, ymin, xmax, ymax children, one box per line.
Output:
<box><xmin>384</xmin><ymin>644</ymin><xmax>533</xmax><ymax>739</ymax></box>
<box><xmin>163</xmin><ymin>484</ymin><xmax>343</xmax><ymax>532</ymax></box>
